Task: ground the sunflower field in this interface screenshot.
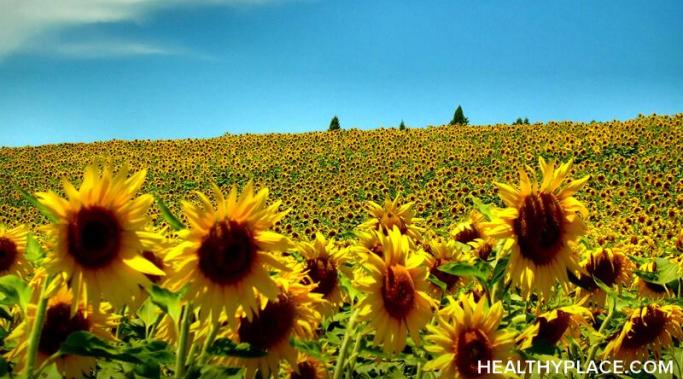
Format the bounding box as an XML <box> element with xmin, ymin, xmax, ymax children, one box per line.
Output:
<box><xmin>0</xmin><ymin>113</ymin><xmax>682</xmax><ymax>379</ymax></box>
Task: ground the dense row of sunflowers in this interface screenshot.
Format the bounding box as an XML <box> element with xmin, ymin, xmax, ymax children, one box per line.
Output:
<box><xmin>0</xmin><ymin>114</ymin><xmax>681</xmax><ymax>378</ymax></box>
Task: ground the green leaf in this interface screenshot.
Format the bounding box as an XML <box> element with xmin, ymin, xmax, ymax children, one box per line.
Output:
<box><xmin>155</xmin><ymin>195</ymin><xmax>185</xmax><ymax>230</ymax></box>
<box><xmin>428</xmin><ymin>274</ymin><xmax>447</xmax><ymax>292</ymax></box>
<box><xmin>59</xmin><ymin>331</ymin><xmax>141</xmax><ymax>363</ymax></box>
<box><xmin>207</xmin><ymin>338</ymin><xmax>267</xmax><ymax>358</ymax></box>
<box><xmin>489</xmin><ymin>256</ymin><xmax>509</xmax><ymax>286</ymax></box>
<box><xmin>0</xmin><ymin>275</ymin><xmax>30</xmax><ymax>312</ymax></box>
<box><xmin>14</xmin><ymin>186</ymin><xmax>57</xmax><ymax>223</ymax></box>
<box><xmin>25</xmin><ymin>233</ymin><xmax>45</xmax><ymax>263</ymax></box>
<box><xmin>198</xmin><ymin>365</ymin><xmax>242</xmax><ymax>379</ymax></box>
<box><xmin>470</xmin><ymin>195</ymin><xmax>494</xmax><ymax>220</ymax></box>
<box><xmin>290</xmin><ymin>338</ymin><xmax>323</xmax><ymax>360</ymax></box>
<box><xmin>437</xmin><ymin>262</ymin><xmax>487</xmax><ymax>282</ymax></box>
<box><xmin>146</xmin><ymin>284</ymin><xmax>182</xmax><ymax>325</ymax></box>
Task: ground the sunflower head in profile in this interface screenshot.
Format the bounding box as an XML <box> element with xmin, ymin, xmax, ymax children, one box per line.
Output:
<box><xmin>517</xmin><ymin>304</ymin><xmax>593</xmax><ymax>350</ymax></box>
<box><xmin>482</xmin><ymin>157</ymin><xmax>589</xmax><ymax>299</ymax></box>
<box><xmin>635</xmin><ymin>260</ymin><xmax>673</xmax><ymax>300</ymax></box>
<box><xmin>296</xmin><ymin>232</ymin><xmax>351</xmax><ymax>315</ymax></box>
<box><xmin>36</xmin><ymin>165</ymin><xmax>165</xmax><ymax>310</ymax></box>
<box><xmin>450</xmin><ymin>210</ymin><xmax>494</xmax><ymax>260</ymax></box>
<box><xmin>354</xmin><ymin>226</ymin><xmax>435</xmax><ymax>354</ymax></box>
<box><xmin>168</xmin><ymin>182</ymin><xmax>292</xmax><ymax>324</ymax></box>
<box><xmin>359</xmin><ymin>195</ymin><xmax>424</xmax><ymax>240</ymax></box>
<box><xmin>574</xmin><ymin>248</ymin><xmax>634</xmax><ymax>306</ymax></box>
<box><xmin>351</xmin><ymin>229</ymin><xmax>385</xmax><ymax>258</ymax></box>
<box><xmin>285</xmin><ymin>353</ymin><xmax>329</xmax><ymax>379</ymax></box>
<box><xmin>422</xmin><ymin>237</ymin><xmax>473</xmax><ymax>297</ymax></box>
<box><xmin>424</xmin><ymin>294</ymin><xmax>515</xmax><ymax>379</ymax></box>
<box><xmin>0</xmin><ymin>224</ymin><xmax>30</xmax><ymax>279</ymax></box>
<box><xmin>221</xmin><ymin>270</ymin><xmax>323</xmax><ymax>379</ymax></box>
<box><xmin>604</xmin><ymin>304</ymin><xmax>683</xmax><ymax>363</ymax></box>
<box><xmin>6</xmin><ymin>286</ymin><xmax>117</xmax><ymax>379</ymax></box>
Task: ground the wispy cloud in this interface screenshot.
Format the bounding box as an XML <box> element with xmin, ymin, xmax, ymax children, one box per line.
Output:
<box><xmin>0</xmin><ymin>0</ymin><xmax>278</xmax><ymax>60</ymax></box>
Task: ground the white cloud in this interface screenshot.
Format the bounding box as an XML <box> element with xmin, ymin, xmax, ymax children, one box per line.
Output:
<box><xmin>0</xmin><ymin>0</ymin><xmax>277</xmax><ymax>60</ymax></box>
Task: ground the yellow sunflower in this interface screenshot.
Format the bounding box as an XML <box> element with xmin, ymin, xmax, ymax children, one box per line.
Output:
<box><xmin>635</xmin><ymin>261</ymin><xmax>672</xmax><ymax>300</ymax></box>
<box><xmin>285</xmin><ymin>353</ymin><xmax>329</xmax><ymax>379</ymax></box>
<box><xmin>574</xmin><ymin>248</ymin><xmax>634</xmax><ymax>306</ymax></box>
<box><xmin>422</xmin><ymin>237</ymin><xmax>473</xmax><ymax>297</ymax></box>
<box><xmin>450</xmin><ymin>211</ymin><xmax>494</xmax><ymax>260</ymax></box>
<box><xmin>359</xmin><ymin>195</ymin><xmax>424</xmax><ymax>240</ymax></box>
<box><xmin>6</xmin><ymin>287</ymin><xmax>117</xmax><ymax>379</ymax></box>
<box><xmin>483</xmin><ymin>157</ymin><xmax>589</xmax><ymax>298</ymax></box>
<box><xmin>168</xmin><ymin>182</ymin><xmax>292</xmax><ymax>323</ymax></box>
<box><xmin>354</xmin><ymin>226</ymin><xmax>435</xmax><ymax>354</ymax></box>
<box><xmin>517</xmin><ymin>304</ymin><xmax>593</xmax><ymax>350</ymax></box>
<box><xmin>424</xmin><ymin>294</ymin><xmax>516</xmax><ymax>379</ymax></box>
<box><xmin>0</xmin><ymin>224</ymin><xmax>30</xmax><ymax>278</ymax></box>
<box><xmin>296</xmin><ymin>232</ymin><xmax>351</xmax><ymax>315</ymax></box>
<box><xmin>221</xmin><ymin>270</ymin><xmax>323</xmax><ymax>379</ymax></box>
<box><xmin>604</xmin><ymin>304</ymin><xmax>683</xmax><ymax>363</ymax></box>
<box><xmin>36</xmin><ymin>165</ymin><xmax>165</xmax><ymax>310</ymax></box>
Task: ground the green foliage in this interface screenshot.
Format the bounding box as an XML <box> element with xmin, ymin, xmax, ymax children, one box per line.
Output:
<box><xmin>207</xmin><ymin>338</ymin><xmax>267</xmax><ymax>358</ymax></box>
<box><xmin>155</xmin><ymin>195</ymin><xmax>185</xmax><ymax>230</ymax></box>
<box><xmin>0</xmin><ymin>275</ymin><xmax>30</xmax><ymax>313</ymax></box>
<box><xmin>328</xmin><ymin>115</ymin><xmax>341</xmax><ymax>131</ymax></box>
<box><xmin>449</xmin><ymin>105</ymin><xmax>469</xmax><ymax>125</ymax></box>
<box><xmin>399</xmin><ymin>120</ymin><xmax>406</xmax><ymax>130</ymax></box>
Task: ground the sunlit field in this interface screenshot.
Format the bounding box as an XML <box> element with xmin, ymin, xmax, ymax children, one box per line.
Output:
<box><xmin>1</xmin><ymin>113</ymin><xmax>682</xmax><ymax>378</ymax></box>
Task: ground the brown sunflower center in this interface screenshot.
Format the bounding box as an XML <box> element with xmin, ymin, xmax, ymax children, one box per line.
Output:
<box><xmin>238</xmin><ymin>296</ymin><xmax>296</xmax><ymax>351</ymax></box>
<box><xmin>304</xmin><ymin>257</ymin><xmax>337</xmax><ymax>297</ymax></box>
<box><xmin>67</xmin><ymin>206</ymin><xmax>122</xmax><ymax>268</ymax></box>
<box><xmin>455</xmin><ymin>328</ymin><xmax>493</xmax><ymax>378</ymax></box>
<box><xmin>291</xmin><ymin>360</ymin><xmax>319</xmax><ymax>379</ymax></box>
<box><xmin>453</xmin><ymin>225</ymin><xmax>480</xmax><ymax>244</ymax></box>
<box><xmin>197</xmin><ymin>220</ymin><xmax>257</xmax><ymax>285</ymax></box>
<box><xmin>0</xmin><ymin>237</ymin><xmax>18</xmax><ymax>272</ymax></box>
<box><xmin>381</xmin><ymin>265</ymin><xmax>416</xmax><ymax>319</ymax></box>
<box><xmin>586</xmin><ymin>252</ymin><xmax>623</xmax><ymax>286</ymax></box>
<box><xmin>532</xmin><ymin>310</ymin><xmax>571</xmax><ymax>347</ymax></box>
<box><xmin>142</xmin><ymin>250</ymin><xmax>165</xmax><ymax>284</ymax></box>
<box><xmin>430</xmin><ymin>259</ymin><xmax>460</xmax><ymax>289</ymax></box>
<box><xmin>38</xmin><ymin>302</ymin><xmax>90</xmax><ymax>355</ymax></box>
<box><xmin>621</xmin><ymin>306</ymin><xmax>667</xmax><ymax>350</ymax></box>
<box><xmin>513</xmin><ymin>192</ymin><xmax>565</xmax><ymax>266</ymax></box>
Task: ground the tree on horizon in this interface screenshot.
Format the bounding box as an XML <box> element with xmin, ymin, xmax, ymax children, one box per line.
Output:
<box><xmin>328</xmin><ymin>116</ymin><xmax>341</xmax><ymax>131</ymax></box>
<box><xmin>450</xmin><ymin>105</ymin><xmax>469</xmax><ymax>125</ymax></box>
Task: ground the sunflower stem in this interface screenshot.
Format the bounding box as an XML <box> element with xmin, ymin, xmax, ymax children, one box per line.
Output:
<box><xmin>198</xmin><ymin>320</ymin><xmax>219</xmax><ymax>364</ymax></box>
<box><xmin>345</xmin><ymin>329</ymin><xmax>365</xmax><ymax>379</ymax></box>
<box><xmin>582</xmin><ymin>296</ymin><xmax>616</xmax><ymax>379</ymax></box>
<box><xmin>333</xmin><ymin>308</ymin><xmax>360</xmax><ymax>379</ymax></box>
<box><xmin>174</xmin><ymin>303</ymin><xmax>193</xmax><ymax>379</ymax></box>
<box><xmin>23</xmin><ymin>277</ymin><xmax>49</xmax><ymax>379</ymax></box>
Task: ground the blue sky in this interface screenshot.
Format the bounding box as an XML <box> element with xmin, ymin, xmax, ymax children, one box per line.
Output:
<box><xmin>1</xmin><ymin>0</ymin><xmax>682</xmax><ymax>147</ymax></box>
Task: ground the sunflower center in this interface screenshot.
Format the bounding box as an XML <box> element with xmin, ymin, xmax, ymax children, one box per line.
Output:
<box><xmin>0</xmin><ymin>237</ymin><xmax>18</xmax><ymax>273</ymax></box>
<box><xmin>532</xmin><ymin>310</ymin><xmax>571</xmax><ymax>347</ymax></box>
<box><xmin>621</xmin><ymin>306</ymin><xmax>667</xmax><ymax>350</ymax></box>
<box><xmin>67</xmin><ymin>206</ymin><xmax>122</xmax><ymax>268</ymax></box>
<box><xmin>586</xmin><ymin>252</ymin><xmax>623</xmax><ymax>286</ymax></box>
<box><xmin>381</xmin><ymin>265</ymin><xmax>416</xmax><ymax>319</ymax></box>
<box><xmin>453</xmin><ymin>225</ymin><xmax>480</xmax><ymax>244</ymax></box>
<box><xmin>238</xmin><ymin>296</ymin><xmax>296</xmax><ymax>351</ymax></box>
<box><xmin>142</xmin><ymin>250</ymin><xmax>165</xmax><ymax>284</ymax></box>
<box><xmin>291</xmin><ymin>361</ymin><xmax>319</xmax><ymax>379</ymax></box>
<box><xmin>430</xmin><ymin>259</ymin><xmax>460</xmax><ymax>289</ymax></box>
<box><xmin>455</xmin><ymin>328</ymin><xmax>493</xmax><ymax>378</ymax></box>
<box><xmin>38</xmin><ymin>302</ymin><xmax>90</xmax><ymax>355</ymax></box>
<box><xmin>304</xmin><ymin>257</ymin><xmax>337</xmax><ymax>297</ymax></box>
<box><xmin>513</xmin><ymin>192</ymin><xmax>565</xmax><ymax>266</ymax></box>
<box><xmin>197</xmin><ymin>220</ymin><xmax>257</xmax><ymax>285</ymax></box>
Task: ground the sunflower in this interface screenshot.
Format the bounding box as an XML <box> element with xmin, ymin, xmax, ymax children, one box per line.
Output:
<box><xmin>36</xmin><ymin>165</ymin><xmax>165</xmax><ymax>310</ymax></box>
<box><xmin>574</xmin><ymin>248</ymin><xmax>634</xmax><ymax>306</ymax></box>
<box><xmin>0</xmin><ymin>224</ymin><xmax>30</xmax><ymax>278</ymax></box>
<box><xmin>296</xmin><ymin>232</ymin><xmax>351</xmax><ymax>315</ymax></box>
<box><xmin>168</xmin><ymin>182</ymin><xmax>292</xmax><ymax>324</ymax></box>
<box><xmin>450</xmin><ymin>210</ymin><xmax>494</xmax><ymax>260</ymax></box>
<box><xmin>483</xmin><ymin>157</ymin><xmax>589</xmax><ymax>298</ymax></box>
<box><xmin>635</xmin><ymin>261</ymin><xmax>671</xmax><ymax>299</ymax></box>
<box><xmin>422</xmin><ymin>237</ymin><xmax>473</xmax><ymax>297</ymax></box>
<box><xmin>359</xmin><ymin>195</ymin><xmax>424</xmax><ymax>240</ymax></box>
<box><xmin>354</xmin><ymin>226</ymin><xmax>435</xmax><ymax>354</ymax></box>
<box><xmin>351</xmin><ymin>229</ymin><xmax>385</xmax><ymax>258</ymax></box>
<box><xmin>221</xmin><ymin>270</ymin><xmax>323</xmax><ymax>379</ymax></box>
<box><xmin>285</xmin><ymin>354</ymin><xmax>329</xmax><ymax>379</ymax></box>
<box><xmin>517</xmin><ymin>304</ymin><xmax>593</xmax><ymax>350</ymax></box>
<box><xmin>424</xmin><ymin>294</ymin><xmax>515</xmax><ymax>379</ymax></box>
<box><xmin>6</xmin><ymin>287</ymin><xmax>117</xmax><ymax>379</ymax></box>
<box><xmin>603</xmin><ymin>304</ymin><xmax>683</xmax><ymax>363</ymax></box>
